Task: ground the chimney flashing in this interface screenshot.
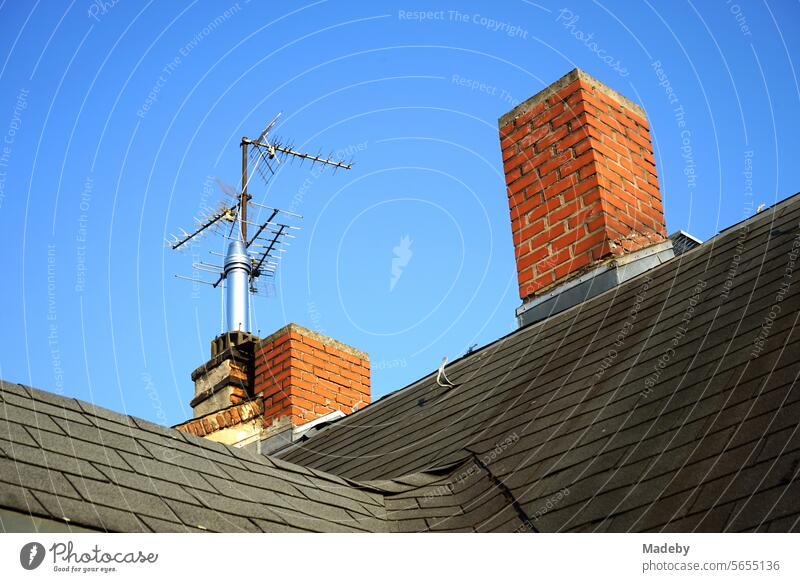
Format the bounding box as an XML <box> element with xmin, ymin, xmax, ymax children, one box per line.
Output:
<box><xmin>258</xmin><ymin>409</ymin><xmax>346</xmax><ymax>455</ymax></box>
<box><xmin>516</xmin><ymin>239</ymin><xmax>674</xmax><ymax>327</ymax></box>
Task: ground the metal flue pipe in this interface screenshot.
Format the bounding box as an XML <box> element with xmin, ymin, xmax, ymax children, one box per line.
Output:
<box><xmin>224</xmin><ymin>240</ymin><xmax>251</xmax><ymax>332</ymax></box>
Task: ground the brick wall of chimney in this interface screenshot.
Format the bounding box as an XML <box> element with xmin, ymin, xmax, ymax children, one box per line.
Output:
<box><xmin>254</xmin><ymin>323</ymin><xmax>370</xmax><ymax>430</ymax></box>
<box><xmin>499</xmin><ymin>68</ymin><xmax>667</xmax><ymax>301</ymax></box>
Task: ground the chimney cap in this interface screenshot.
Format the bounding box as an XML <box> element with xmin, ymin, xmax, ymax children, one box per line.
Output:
<box><xmin>258</xmin><ymin>322</ymin><xmax>368</xmax><ymax>361</ymax></box>
<box><xmin>498</xmin><ymin>68</ymin><xmax>646</xmax><ymax>128</ymax></box>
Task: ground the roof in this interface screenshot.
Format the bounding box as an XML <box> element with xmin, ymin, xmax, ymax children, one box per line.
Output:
<box><xmin>0</xmin><ymin>381</ymin><xmax>386</xmax><ymax>532</ymax></box>
<box><xmin>0</xmin><ymin>381</ymin><xmax>526</xmax><ymax>532</ymax></box>
<box><xmin>2</xmin><ymin>193</ymin><xmax>798</xmax><ymax>532</ymax></box>
<box><xmin>277</xmin><ymin>193</ymin><xmax>800</xmax><ymax>532</ymax></box>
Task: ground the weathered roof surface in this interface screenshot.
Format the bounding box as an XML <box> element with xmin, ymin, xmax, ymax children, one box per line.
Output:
<box><xmin>0</xmin><ymin>381</ymin><xmax>529</xmax><ymax>533</ymax></box>
<box><xmin>279</xmin><ymin>193</ymin><xmax>800</xmax><ymax>532</ymax></box>
<box><xmin>365</xmin><ymin>455</ymin><xmax>532</xmax><ymax>533</ymax></box>
<box><xmin>0</xmin><ymin>381</ymin><xmax>389</xmax><ymax>532</ymax></box>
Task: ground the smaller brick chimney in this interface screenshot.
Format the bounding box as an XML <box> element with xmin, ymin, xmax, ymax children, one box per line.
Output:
<box><xmin>255</xmin><ymin>324</ymin><xmax>370</xmax><ymax>433</ymax></box>
<box><xmin>176</xmin><ymin>324</ymin><xmax>370</xmax><ymax>450</ymax></box>
<box><xmin>499</xmin><ymin>69</ymin><xmax>672</xmax><ymax>326</ymax></box>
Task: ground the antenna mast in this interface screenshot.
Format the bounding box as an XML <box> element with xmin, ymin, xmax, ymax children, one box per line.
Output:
<box><xmin>241</xmin><ymin>139</ymin><xmax>248</xmax><ymax>242</ymax></box>
<box><xmin>169</xmin><ymin>112</ymin><xmax>354</xmax><ymax>333</ymax></box>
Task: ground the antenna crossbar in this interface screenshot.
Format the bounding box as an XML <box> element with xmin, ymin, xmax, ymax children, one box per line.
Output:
<box><xmin>252</xmin><ymin>224</ymin><xmax>287</xmax><ymax>276</ymax></box>
<box><xmin>171</xmin><ymin>202</ymin><xmax>239</xmax><ymax>250</ymax></box>
<box><xmin>245</xmin><ymin>139</ymin><xmax>352</xmax><ymax>170</ymax></box>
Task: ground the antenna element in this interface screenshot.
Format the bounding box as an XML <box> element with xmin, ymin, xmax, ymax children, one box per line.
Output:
<box><xmin>169</xmin><ymin>113</ymin><xmax>354</xmax><ymax>333</ymax></box>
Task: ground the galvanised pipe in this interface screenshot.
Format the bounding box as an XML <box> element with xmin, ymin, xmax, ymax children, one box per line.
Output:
<box><xmin>224</xmin><ymin>240</ymin><xmax>251</xmax><ymax>332</ymax></box>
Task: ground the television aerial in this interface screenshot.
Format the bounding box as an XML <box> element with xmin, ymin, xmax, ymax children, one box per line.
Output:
<box><xmin>168</xmin><ymin>113</ymin><xmax>353</xmax><ymax>332</ymax></box>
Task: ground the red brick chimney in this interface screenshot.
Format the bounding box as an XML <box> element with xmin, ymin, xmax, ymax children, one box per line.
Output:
<box><xmin>254</xmin><ymin>323</ymin><xmax>370</xmax><ymax>433</ymax></box>
<box><xmin>176</xmin><ymin>324</ymin><xmax>370</xmax><ymax>448</ymax></box>
<box><xmin>499</xmin><ymin>68</ymin><xmax>667</xmax><ymax>303</ymax></box>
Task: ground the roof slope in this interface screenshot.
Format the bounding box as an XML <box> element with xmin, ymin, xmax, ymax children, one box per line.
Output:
<box><xmin>0</xmin><ymin>381</ymin><xmax>529</xmax><ymax>532</ymax></box>
<box><xmin>0</xmin><ymin>381</ymin><xmax>389</xmax><ymax>532</ymax></box>
<box><xmin>279</xmin><ymin>193</ymin><xmax>800</xmax><ymax>532</ymax></box>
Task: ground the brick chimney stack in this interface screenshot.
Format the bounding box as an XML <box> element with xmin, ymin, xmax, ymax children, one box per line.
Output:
<box><xmin>254</xmin><ymin>324</ymin><xmax>370</xmax><ymax>433</ymax></box>
<box><xmin>499</xmin><ymin>68</ymin><xmax>667</xmax><ymax>308</ymax></box>
<box><xmin>176</xmin><ymin>324</ymin><xmax>370</xmax><ymax>450</ymax></box>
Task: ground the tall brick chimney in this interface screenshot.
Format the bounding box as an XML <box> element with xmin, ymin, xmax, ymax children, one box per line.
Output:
<box><xmin>499</xmin><ymin>68</ymin><xmax>671</xmax><ymax>325</ymax></box>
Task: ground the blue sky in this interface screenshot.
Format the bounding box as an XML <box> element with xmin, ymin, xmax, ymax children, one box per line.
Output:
<box><xmin>0</xmin><ymin>0</ymin><xmax>798</xmax><ymax>426</ymax></box>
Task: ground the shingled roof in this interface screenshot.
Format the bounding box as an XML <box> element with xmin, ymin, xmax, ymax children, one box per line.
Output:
<box><xmin>277</xmin><ymin>192</ymin><xmax>800</xmax><ymax>532</ymax></box>
<box><xmin>2</xmin><ymin>194</ymin><xmax>799</xmax><ymax>533</ymax></box>
<box><xmin>0</xmin><ymin>380</ymin><xmax>530</xmax><ymax>532</ymax></box>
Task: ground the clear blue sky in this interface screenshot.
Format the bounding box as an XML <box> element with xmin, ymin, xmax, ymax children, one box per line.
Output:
<box><xmin>1</xmin><ymin>0</ymin><xmax>798</xmax><ymax>426</ymax></box>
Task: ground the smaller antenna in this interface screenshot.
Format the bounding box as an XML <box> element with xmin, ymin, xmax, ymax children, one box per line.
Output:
<box><xmin>244</xmin><ymin>138</ymin><xmax>352</xmax><ymax>173</ymax></box>
<box><xmin>169</xmin><ymin>201</ymin><xmax>239</xmax><ymax>250</ymax></box>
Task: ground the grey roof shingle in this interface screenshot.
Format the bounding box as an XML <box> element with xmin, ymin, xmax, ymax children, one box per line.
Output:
<box><xmin>0</xmin><ymin>380</ymin><xmax>523</xmax><ymax>532</ymax></box>
<box><xmin>0</xmin><ymin>382</ymin><xmax>393</xmax><ymax>532</ymax></box>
